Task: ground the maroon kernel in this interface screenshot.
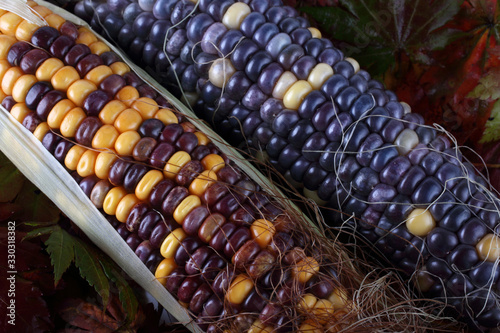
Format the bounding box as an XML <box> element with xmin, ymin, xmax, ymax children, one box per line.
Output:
<box><xmin>199</xmin><ymin>213</ymin><xmax>226</xmax><ymax>243</ymax></box>
<box><xmin>201</xmin><ymin>253</ymin><xmax>226</xmax><ymax>281</ymax></box>
<box><xmin>148</xmin><ymin>179</ymin><xmax>175</xmax><ymax>209</ymax></box>
<box><xmin>99</xmin><ymin>74</ymin><xmax>126</xmax><ymax>98</ymax></box>
<box><xmin>49</xmin><ymin>35</ymin><xmax>75</xmax><ymax>59</ymax></box>
<box><xmin>132</xmin><ymin>137</ymin><xmax>157</xmax><ymax>162</ymax></box>
<box><xmin>83</xmin><ymin>90</ymin><xmax>111</xmax><ymax>116</ymax></box>
<box><xmin>224</xmin><ymin>227</ymin><xmax>251</xmax><ymax>258</ymax></box>
<box><xmin>161</xmin><ymin>186</ymin><xmax>189</xmax><ymax>215</ymax></box>
<box><xmin>76</xmin><ymin>54</ymin><xmax>104</xmax><ymax>77</ymax></box>
<box><xmin>149</xmin><ymin>142</ymin><xmax>175</xmax><ymax>168</ymax></box>
<box><xmin>210</xmin><ymin>222</ymin><xmax>237</xmax><ymax>252</ymax></box>
<box><xmin>126</xmin><ymin>202</ymin><xmax>150</xmax><ymax>232</ymax></box>
<box><xmin>36</xmin><ymin>90</ymin><xmax>65</xmax><ymax>120</ymax></box>
<box><xmin>20</xmin><ymin>49</ymin><xmax>50</xmax><ymax>74</ymax></box>
<box><xmin>138</xmin><ymin>210</ymin><xmax>161</xmax><ymax>240</ymax></box>
<box><xmin>79</xmin><ymin>175</ymin><xmax>100</xmax><ymax>197</ymax></box>
<box><xmin>59</xmin><ymin>21</ymin><xmax>79</xmax><ymax>40</ymax></box>
<box><xmin>90</xmin><ymin>179</ymin><xmax>113</xmax><ymax>208</ymax></box>
<box><xmin>183</xmin><ymin>206</ymin><xmax>210</xmax><ymax>236</ymax></box>
<box><xmin>75</xmin><ymin>116</ymin><xmax>102</xmax><ymax>147</ymax></box>
<box><xmin>202</xmin><ymin>182</ymin><xmax>229</xmax><ymax>207</ymax></box>
<box><xmin>189</xmin><ymin>283</ymin><xmax>213</xmax><ymax>314</ymax></box>
<box><xmin>22</xmin><ymin>112</ymin><xmax>42</xmax><ymax>132</ymax></box>
<box><xmin>177</xmin><ymin>275</ymin><xmax>203</xmax><ymax>303</ymax></box>
<box><xmin>135</xmin><ymin>240</ymin><xmax>154</xmax><ymax>263</ymax></box>
<box><xmin>31</xmin><ymin>26</ymin><xmax>60</xmax><ymax>50</ymax></box>
<box><xmin>159</xmin><ymin>123</ymin><xmax>184</xmax><ymax>143</ymax></box>
<box><xmin>165</xmin><ymin>267</ymin><xmax>186</xmax><ymax>295</ymax></box>
<box><xmin>64</xmin><ymin>43</ymin><xmax>91</xmax><ymax>67</ymax></box>
<box><xmin>7</xmin><ymin>41</ymin><xmax>32</xmax><ymax>66</ymax></box>
<box><xmin>233</xmin><ymin>240</ymin><xmax>261</xmax><ymax>271</ymax></box>
<box><xmin>108</xmin><ymin>157</ymin><xmax>133</xmax><ymax>186</ymax></box>
<box><xmin>176</xmin><ymin>160</ymin><xmax>203</xmax><ymax>187</ymax></box>
<box><xmin>174</xmin><ymin>236</ymin><xmax>203</xmax><ymax>266</ymax></box>
<box><xmin>185</xmin><ymin>246</ymin><xmax>214</xmax><ymax>275</ymax></box>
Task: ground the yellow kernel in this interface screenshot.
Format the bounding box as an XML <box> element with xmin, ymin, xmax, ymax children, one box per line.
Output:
<box><xmin>47</xmin><ymin>99</ymin><xmax>75</xmax><ymax>129</ymax></box>
<box><xmin>44</xmin><ymin>13</ymin><xmax>65</xmax><ymax>29</ymax></box>
<box><xmin>313</xmin><ymin>299</ymin><xmax>335</xmax><ymax>325</ymax></box>
<box><xmin>272</xmin><ymin>71</ymin><xmax>297</xmax><ymax>99</ymax></box>
<box><xmin>2</xmin><ymin>67</ymin><xmax>24</xmax><ymax>95</ymax></box>
<box><xmin>227</xmin><ymin>274</ymin><xmax>253</xmax><ymax>305</ymax></box>
<box><xmin>15</xmin><ymin>20</ymin><xmax>38</xmax><ymax>41</ymax></box>
<box><xmin>155</xmin><ymin>258</ymin><xmax>177</xmax><ymax>285</ymax></box>
<box><xmin>222</xmin><ymin>2</ymin><xmax>251</xmax><ymax>29</ymax></box>
<box><xmin>189</xmin><ymin>170</ymin><xmax>217</xmax><ymax>197</ymax></box>
<box><xmin>298</xmin><ymin>320</ymin><xmax>322</xmax><ymax>333</ymax></box>
<box><xmin>65</xmin><ymin>145</ymin><xmax>87</xmax><ymax>170</ymax></box>
<box><xmin>67</xmin><ymin>79</ymin><xmax>97</xmax><ymax>106</ymax></box>
<box><xmin>154</xmin><ymin>108</ymin><xmax>178</xmax><ymax>125</ymax></box>
<box><xmin>77</xmin><ymin>150</ymin><xmax>99</xmax><ymax>177</ymax></box>
<box><xmin>194</xmin><ymin>131</ymin><xmax>210</xmax><ymax>145</ymax></box>
<box><xmin>114</xmin><ymin>130</ymin><xmax>141</xmax><ymax>156</ymax></box>
<box><xmin>115</xmin><ymin>194</ymin><xmax>141</xmax><ymax>222</ymax></box>
<box><xmin>308</xmin><ymin>27</ymin><xmax>322</xmax><ymax>38</ymax></box>
<box><xmin>201</xmin><ymin>154</ymin><xmax>225</xmax><ymax>173</ymax></box>
<box><xmin>89</xmin><ymin>41</ymin><xmax>111</xmax><ymax>55</ymax></box>
<box><xmin>10</xmin><ymin>103</ymin><xmax>31</xmax><ymax>123</ymax></box>
<box><xmin>0</xmin><ymin>59</ymin><xmax>10</xmax><ymax>78</ymax></box>
<box><xmin>32</xmin><ymin>6</ymin><xmax>52</xmax><ymax>17</ymax></box>
<box><xmin>76</xmin><ymin>30</ymin><xmax>98</xmax><ymax>46</ymax></box>
<box><xmin>248</xmin><ymin>319</ymin><xmax>265</xmax><ymax>333</ymax></box>
<box><xmin>477</xmin><ymin>233</ymin><xmax>500</xmax><ymax>262</ymax></box>
<box><xmin>85</xmin><ymin>65</ymin><xmax>113</xmax><ymax>85</ymax></box>
<box><xmin>308</xmin><ymin>63</ymin><xmax>334</xmax><ymax>90</ymax></box>
<box><xmin>132</xmin><ymin>97</ymin><xmax>159</xmax><ymax>119</ymax></box>
<box><xmin>328</xmin><ymin>288</ymin><xmax>349</xmax><ymax>310</ymax></box>
<box><xmin>92</xmin><ymin>124</ymin><xmax>119</xmax><ymax>149</ymax></box>
<box><xmin>114</xmin><ymin>108</ymin><xmax>143</xmax><ymax>132</ymax></box>
<box><xmin>160</xmin><ymin>228</ymin><xmax>187</xmax><ymax>258</ymax></box>
<box><xmin>51</xmin><ymin>66</ymin><xmax>80</xmax><ymax>91</ymax></box>
<box><xmin>33</xmin><ymin>122</ymin><xmax>50</xmax><ymax>141</ymax></box>
<box><xmin>406</xmin><ymin>208</ymin><xmax>435</xmax><ymax>237</ymax></box>
<box><xmin>173</xmin><ymin>195</ymin><xmax>201</xmax><ymax>224</ymax></box>
<box><xmin>99</xmin><ymin>100</ymin><xmax>127</xmax><ymax>124</ymax></box>
<box><xmin>12</xmin><ymin>76</ymin><xmax>36</xmax><ymax>104</ymax></box>
<box><xmin>250</xmin><ymin>219</ymin><xmax>276</xmax><ymax>248</ymax></box>
<box><xmin>60</xmin><ymin>107</ymin><xmax>86</xmax><ymax>138</ymax></box>
<box><xmin>299</xmin><ymin>293</ymin><xmax>318</xmax><ymax>312</ymax></box>
<box><xmin>36</xmin><ymin>58</ymin><xmax>64</xmax><ymax>81</ymax></box>
<box><xmin>293</xmin><ymin>257</ymin><xmax>320</xmax><ymax>284</ymax></box>
<box><xmin>0</xmin><ymin>13</ymin><xmax>23</xmax><ymax>36</ymax></box>
<box><xmin>110</xmin><ymin>62</ymin><xmax>130</xmax><ymax>75</ymax></box>
<box><xmin>135</xmin><ymin>170</ymin><xmax>164</xmax><ymax>201</ymax></box>
<box><xmin>103</xmin><ymin>187</ymin><xmax>128</xmax><ymax>216</ymax></box>
<box><xmin>0</xmin><ymin>35</ymin><xmax>16</xmax><ymax>59</ymax></box>
<box><xmin>94</xmin><ymin>152</ymin><xmax>118</xmax><ymax>179</ymax></box>
<box><xmin>283</xmin><ymin>80</ymin><xmax>313</xmax><ymax>110</ymax></box>
<box><xmin>164</xmin><ymin>151</ymin><xmax>191</xmax><ymax>179</ymax></box>
<box><xmin>116</xmin><ymin>85</ymin><xmax>139</xmax><ymax>106</ymax></box>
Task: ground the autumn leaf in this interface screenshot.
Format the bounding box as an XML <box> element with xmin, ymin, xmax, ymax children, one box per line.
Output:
<box><xmin>58</xmin><ymin>298</ymin><xmax>123</xmax><ymax>332</ymax></box>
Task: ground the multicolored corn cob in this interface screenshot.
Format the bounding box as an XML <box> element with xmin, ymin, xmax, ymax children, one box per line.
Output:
<box><xmin>52</xmin><ymin>0</ymin><xmax>500</xmax><ymax>330</ymax></box>
<box><xmin>0</xmin><ymin>3</ymin><xmax>439</xmax><ymax>332</ymax></box>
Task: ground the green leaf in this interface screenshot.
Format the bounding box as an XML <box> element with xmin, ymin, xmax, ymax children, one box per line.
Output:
<box><xmin>44</xmin><ymin>226</ymin><xmax>76</xmax><ymax>285</ymax></box>
<box><xmin>23</xmin><ymin>225</ymin><xmax>60</xmax><ymax>240</ymax></box>
<box><xmin>73</xmin><ymin>238</ymin><xmax>110</xmax><ymax>306</ymax></box>
<box><xmin>480</xmin><ymin>99</ymin><xmax>500</xmax><ymax>143</ymax></box>
<box><xmin>0</xmin><ymin>152</ymin><xmax>25</xmax><ymax>202</ymax></box>
<box><xmin>468</xmin><ymin>68</ymin><xmax>500</xmax><ymax>100</ymax></box>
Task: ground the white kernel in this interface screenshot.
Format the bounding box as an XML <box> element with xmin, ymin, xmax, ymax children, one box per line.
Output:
<box><xmin>272</xmin><ymin>71</ymin><xmax>297</xmax><ymax>99</ymax></box>
<box><xmin>283</xmin><ymin>80</ymin><xmax>313</xmax><ymax>110</ymax></box>
<box><xmin>401</xmin><ymin>101</ymin><xmax>412</xmax><ymax>114</ymax></box>
<box><xmin>394</xmin><ymin>128</ymin><xmax>419</xmax><ymax>155</ymax></box>
<box><xmin>307</xmin><ymin>63</ymin><xmax>334</xmax><ymax>90</ymax></box>
<box><xmin>222</xmin><ymin>2</ymin><xmax>251</xmax><ymax>29</ymax></box>
<box><xmin>208</xmin><ymin>58</ymin><xmax>236</xmax><ymax>88</ymax></box>
<box><xmin>344</xmin><ymin>57</ymin><xmax>360</xmax><ymax>73</ymax></box>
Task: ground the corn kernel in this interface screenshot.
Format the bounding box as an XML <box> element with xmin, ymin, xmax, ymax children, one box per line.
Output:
<box><xmin>164</xmin><ymin>151</ymin><xmax>191</xmax><ymax>179</ymax></box>
<box><xmin>250</xmin><ymin>219</ymin><xmax>276</xmax><ymax>248</ymax></box>
<box><xmin>116</xmin><ymin>86</ymin><xmax>139</xmax><ymax>107</ymax></box>
<box><xmin>15</xmin><ymin>20</ymin><xmax>38</xmax><ymax>41</ymax></box>
<box><xmin>44</xmin><ymin>13</ymin><xmax>65</xmax><ymax>29</ymax></box>
<box><xmin>10</xmin><ymin>103</ymin><xmax>31</xmax><ymax>123</ymax></box>
<box><xmin>208</xmin><ymin>58</ymin><xmax>236</xmax><ymax>88</ymax></box>
<box><xmin>36</xmin><ymin>58</ymin><xmax>64</xmax><ymax>81</ymax></box>
<box><xmin>110</xmin><ymin>62</ymin><xmax>130</xmax><ymax>75</ymax></box>
<box><xmin>0</xmin><ymin>13</ymin><xmax>23</xmax><ymax>36</ymax></box>
<box><xmin>293</xmin><ymin>257</ymin><xmax>320</xmax><ymax>284</ymax></box>
<box><xmin>77</xmin><ymin>150</ymin><xmax>99</xmax><ymax>177</ymax></box>
<box><xmin>132</xmin><ymin>97</ymin><xmax>159</xmax><ymax>119</ymax></box>
<box><xmin>189</xmin><ymin>170</ymin><xmax>217</xmax><ymax>197</ymax></box>
<box><xmin>344</xmin><ymin>57</ymin><xmax>360</xmax><ymax>73</ymax></box>
<box><xmin>76</xmin><ymin>30</ymin><xmax>98</xmax><ymax>46</ymax></box>
<box><xmin>248</xmin><ymin>319</ymin><xmax>264</xmax><ymax>333</ymax></box>
<box><xmin>328</xmin><ymin>288</ymin><xmax>349</xmax><ymax>310</ymax></box>
<box><xmin>477</xmin><ymin>233</ymin><xmax>500</xmax><ymax>262</ymax></box>
<box><xmin>92</xmin><ymin>124</ymin><xmax>119</xmax><ymax>149</ymax></box>
<box><xmin>283</xmin><ymin>80</ymin><xmax>313</xmax><ymax>110</ymax></box>
<box><xmin>31</xmin><ymin>6</ymin><xmax>52</xmax><ymax>17</ymax></box>
<box><xmin>2</xmin><ymin>67</ymin><xmax>23</xmax><ymax>95</ymax></box>
<box><xmin>115</xmin><ymin>130</ymin><xmax>141</xmax><ymax>156</ymax></box>
<box><xmin>226</xmin><ymin>274</ymin><xmax>253</xmax><ymax>305</ymax></box>
<box><xmin>222</xmin><ymin>2</ymin><xmax>251</xmax><ymax>29</ymax></box>
<box><xmin>51</xmin><ymin>66</ymin><xmax>80</xmax><ymax>91</ymax></box>
<box><xmin>60</xmin><ymin>107</ymin><xmax>86</xmax><ymax>138</ymax></box>
<box><xmin>395</xmin><ymin>128</ymin><xmax>419</xmax><ymax>155</ymax></box>
<box><xmin>85</xmin><ymin>65</ymin><xmax>113</xmax><ymax>85</ymax></box>
<box><xmin>308</xmin><ymin>63</ymin><xmax>334</xmax><ymax>90</ymax></box>
<box><xmin>298</xmin><ymin>320</ymin><xmax>323</xmax><ymax>333</ymax></box>
<box><xmin>160</xmin><ymin>228</ymin><xmax>187</xmax><ymax>258</ymax></box>
<box><xmin>0</xmin><ymin>35</ymin><xmax>16</xmax><ymax>59</ymax></box>
<box><xmin>406</xmin><ymin>208</ymin><xmax>435</xmax><ymax>237</ymax></box>
<box><xmin>99</xmin><ymin>100</ymin><xmax>127</xmax><ymax>124</ymax></box>
<box><xmin>89</xmin><ymin>41</ymin><xmax>111</xmax><ymax>55</ymax></box>
<box><xmin>13</xmin><ymin>74</ymin><xmax>37</xmax><ymax>103</ymax></box>
<box><xmin>174</xmin><ymin>195</ymin><xmax>202</xmax><ymax>224</ymax></box>
<box><xmin>0</xmin><ymin>59</ymin><xmax>9</xmax><ymax>78</ymax></box>
<box><xmin>103</xmin><ymin>186</ymin><xmax>128</xmax><ymax>216</ymax></box>
<box><xmin>154</xmin><ymin>108</ymin><xmax>178</xmax><ymax>125</ymax></box>
<box><xmin>114</xmin><ymin>108</ymin><xmax>143</xmax><ymax>132</ymax></box>
<box><xmin>299</xmin><ymin>293</ymin><xmax>318</xmax><ymax>312</ymax></box>
<box><xmin>135</xmin><ymin>170</ymin><xmax>164</xmax><ymax>201</ymax></box>
<box><xmin>67</xmin><ymin>79</ymin><xmax>97</xmax><ymax>107</ymax></box>
<box><xmin>313</xmin><ymin>299</ymin><xmax>335</xmax><ymax>325</ymax></box>
<box><xmin>273</xmin><ymin>71</ymin><xmax>297</xmax><ymax>99</ymax></box>
<box><xmin>65</xmin><ymin>145</ymin><xmax>86</xmax><ymax>170</ymax></box>
<box><xmin>194</xmin><ymin>131</ymin><xmax>210</xmax><ymax>146</ymax></box>
<box><xmin>47</xmin><ymin>99</ymin><xmax>75</xmax><ymax>129</ymax></box>
<box><xmin>308</xmin><ymin>27</ymin><xmax>322</xmax><ymax>38</ymax></box>
<box><xmin>115</xmin><ymin>194</ymin><xmax>141</xmax><ymax>222</ymax></box>
<box><xmin>33</xmin><ymin>122</ymin><xmax>50</xmax><ymax>141</ymax></box>
<box><xmin>94</xmin><ymin>152</ymin><xmax>118</xmax><ymax>179</ymax></box>
<box><xmin>155</xmin><ymin>258</ymin><xmax>177</xmax><ymax>285</ymax></box>
<box><xmin>201</xmin><ymin>154</ymin><xmax>225</xmax><ymax>173</ymax></box>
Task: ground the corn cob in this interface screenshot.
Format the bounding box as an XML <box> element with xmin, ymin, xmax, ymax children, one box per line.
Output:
<box><xmin>50</xmin><ymin>0</ymin><xmax>500</xmax><ymax>330</ymax></box>
<box><xmin>0</xmin><ymin>4</ymin><xmax>435</xmax><ymax>332</ymax></box>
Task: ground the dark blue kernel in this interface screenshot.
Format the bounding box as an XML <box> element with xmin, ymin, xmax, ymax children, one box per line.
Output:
<box><xmin>317</xmin><ymin>173</ymin><xmax>338</xmax><ymax>201</ymax></box>
<box><xmin>302</xmin><ymin>132</ymin><xmax>328</xmax><ymax>162</ymax></box>
<box><xmin>245</xmin><ymin>50</ymin><xmax>273</xmax><ymax>82</ymax></box>
<box><xmin>304</xmin><ymin>38</ymin><xmax>324</xmax><ymax>57</ymax></box>
<box><xmin>132</xmin><ymin>12</ymin><xmax>155</xmax><ymax>40</ymax></box>
<box><xmin>117</xmin><ymin>24</ymin><xmax>135</xmax><ymax>49</ymax></box>
<box><xmin>411</xmin><ymin>176</ymin><xmax>443</xmax><ymax>205</ymax></box>
<box><xmin>457</xmin><ymin>218</ymin><xmax>488</xmax><ymax>246</ymax></box>
<box><xmin>318</xmin><ymin>48</ymin><xmax>342</xmax><ymax>67</ymax></box>
<box><xmin>420</xmin><ymin>151</ymin><xmax>444</xmax><ymax>176</ymax></box>
<box><xmin>356</xmin><ymin>133</ymin><xmax>384</xmax><ymax>167</ymax></box>
<box><xmin>337</xmin><ymin>156</ymin><xmax>360</xmax><ymax>183</ymax></box>
<box><xmin>278</xmin><ymin>144</ymin><xmax>301</xmax><ymax>169</ymax></box>
<box><xmin>470</xmin><ymin>261</ymin><xmax>500</xmax><ymax>288</ymax></box>
<box><xmin>379</xmin><ymin>156</ymin><xmax>411</xmax><ymax>186</ymax></box>
<box><xmin>231</xmin><ymin>39</ymin><xmax>259</xmax><ymax>71</ymax></box>
<box><xmin>385</xmin><ymin>101</ymin><xmax>404</xmax><ymax>119</ymax></box>
<box><xmin>258</xmin><ymin>62</ymin><xmax>284</xmax><ymax>95</ymax></box>
<box><xmin>329</xmin><ymin>183</ymin><xmax>349</xmax><ymax>210</ymax></box>
<box><xmin>352</xmin><ymin>167</ymin><xmax>379</xmax><ymax>196</ymax></box>
<box><xmin>477</xmin><ymin>308</ymin><xmax>500</xmax><ymax>328</ymax></box>
<box><xmin>253</xmin><ymin>22</ymin><xmax>279</xmax><ymax>48</ymax></box>
<box><xmin>171</xmin><ymin>1</ymin><xmax>195</xmax><ymax>27</ymax></box>
<box><xmin>404</xmin><ymin>237</ymin><xmax>428</xmax><ymax>264</ymax></box>
<box><xmin>342</xmin><ymin>195</ymin><xmax>368</xmax><ymax>218</ymax></box>
<box><xmin>479</xmin><ymin>203</ymin><xmax>500</xmax><ymax>229</ymax></box>
<box><xmin>219</xmin><ymin>29</ymin><xmax>244</xmax><ymax>56</ymax></box>
<box><xmin>407</xmin><ymin>143</ymin><xmax>429</xmax><ymax>165</ymax></box>
<box><xmin>368</xmin><ymin>183</ymin><xmax>397</xmax><ymax>212</ymax></box>
<box><xmin>397</xmin><ymin>165</ymin><xmax>425</xmax><ymax>196</ymax></box>
<box><xmin>350</xmin><ymin>93</ymin><xmax>375</xmax><ymax>120</ymax></box>
<box><xmin>374</xmin><ymin>234</ymin><xmax>395</xmax><ymax>253</ymax></box>
<box><xmin>260</xmin><ymin>98</ymin><xmax>284</xmax><ymax>123</ymax></box>
<box><xmin>180</xmin><ymin>41</ymin><xmax>201</xmax><ymax>65</ymax></box>
<box><xmin>206</xmin><ymin>0</ymin><xmax>234</xmax><ymax>21</ymax></box>
<box><xmin>123</xmin><ymin>2</ymin><xmax>142</xmax><ymax>24</ymax></box>
<box><xmin>242</xmin><ymin>112</ymin><xmax>263</xmax><ymax>137</ymax></box>
<box><xmin>149</xmin><ymin>20</ymin><xmax>173</xmax><ymax>48</ymax></box>
<box><xmin>288</xmin><ymin>119</ymin><xmax>315</xmax><ymax>148</ymax></box>
<box><xmin>384</xmin><ymin>194</ymin><xmax>412</xmax><ymax>223</ymax></box>
<box><xmin>436</xmin><ymin>162</ymin><xmax>463</xmax><ymax>189</ymax></box>
<box><xmin>253</xmin><ymin>123</ymin><xmax>274</xmax><ymax>146</ymax></box>
<box><xmin>250</xmin><ymin>0</ymin><xmax>271</xmax><ymax>13</ymax></box>
<box><xmin>290</xmin><ymin>28</ymin><xmax>312</xmax><ymax>45</ymax></box>
<box><xmin>452</xmin><ymin>179</ymin><xmax>476</xmax><ymax>203</ymax></box>
<box><xmin>181</xmin><ymin>65</ymin><xmax>198</xmax><ymax>92</ymax></box>
<box><xmin>279</xmin><ymin>17</ymin><xmax>301</xmax><ymax>34</ymax></box>
<box><xmin>241</xmin><ymin>12</ymin><xmax>266</xmax><ymax>37</ymax></box>
<box><xmin>312</xmin><ymin>102</ymin><xmax>336</xmax><ymax>132</ymax></box>
<box><xmin>265</xmin><ymin>6</ymin><xmax>290</xmax><ymax>25</ymax></box>
<box><xmin>290</xmin><ymin>157</ymin><xmax>312</xmax><ymax>182</ymax></box>
<box><xmin>318</xmin><ymin>141</ymin><xmax>341</xmax><ymax>172</ymax></box>
<box><xmin>370</xmin><ymin>144</ymin><xmax>399</xmax><ymax>172</ymax></box>
<box><xmin>142</xmin><ymin>42</ymin><xmax>158</xmax><ymax>67</ymax></box>
<box><xmin>448</xmin><ymin>244</ymin><xmax>478</xmax><ymax>271</ymax></box>
<box><xmin>365</xmin><ymin>106</ymin><xmax>389</xmax><ymax>132</ymax></box>
<box><xmin>402</xmin><ymin>113</ymin><xmax>424</xmax><ymax>130</ymax></box>
<box><xmin>303</xmin><ymin>163</ymin><xmax>327</xmax><ymax>192</ymax></box>
<box><xmin>277</xmin><ymin>44</ymin><xmax>304</xmax><ymax>70</ymax></box>
<box><xmin>228</xmin><ymin>105</ymin><xmax>251</xmax><ymax>128</ymax></box>
<box><xmin>200</xmin><ymin>81</ymin><xmax>222</xmax><ymax>107</ymax></box>
<box><xmin>297</xmin><ymin>90</ymin><xmax>325</xmax><ymax>119</ymax></box>
<box><xmin>267</xmin><ymin>134</ymin><xmax>288</xmax><ymax>158</ymax></box>
<box><xmin>242</xmin><ymin>84</ymin><xmax>267</xmax><ymax>111</ymax></box>
<box><xmin>427</xmin><ymin>257</ymin><xmax>453</xmax><ymax>279</ymax></box>
<box><xmin>215</xmin><ymin>94</ymin><xmax>237</xmax><ymax>115</ymax></box>
<box><xmin>360</xmin><ymin>207</ymin><xmax>381</xmax><ymax>229</ymax></box>
<box><xmin>349</xmin><ymin>74</ymin><xmax>369</xmax><ymax>93</ymax></box>
<box><xmin>296</xmin><ymin>16</ymin><xmax>309</xmax><ymax>28</ymax></box>
<box><xmin>369</xmin><ymin>88</ymin><xmax>389</xmax><ymax>106</ymax></box>
<box><xmin>380</xmin><ymin>119</ymin><xmax>404</xmax><ymax>143</ymax></box>
<box><xmin>152</xmin><ymin>0</ymin><xmax>178</xmax><ymax>19</ymax></box>
<box><xmin>272</xmin><ymin>109</ymin><xmax>300</xmax><ymax>136</ymax></box>
<box><xmin>344</xmin><ymin>123</ymin><xmax>370</xmax><ymax>154</ymax></box>
<box><xmin>320</xmin><ymin>74</ymin><xmax>349</xmax><ymax>98</ymax></box>
<box><xmin>128</xmin><ymin>38</ymin><xmax>145</xmax><ymax>62</ymax></box>
<box><xmin>427</xmin><ymin>227</ymin><xmax>458</xmax><ymax>258</ymax></box>
<box><xmin>447</xmin><ymin>274</ymin><xmax>475</xmax><ymax>298</ymax></box>
<box><xmin>336</xmin><ymin>86</ymin><xmax>361</xmax><ymax>113</ymax></box>
<box><xmin>385</xmin><ymin>225</ymin><xmax>412</xmax><ymax>251</ymax></box>
<box><xmin>325</xmin><ymin>112</ymin><xmax>352</xmax><ymax>142</ymax></box>
<box><xmin>225</xmin><ymin>71</ymin><xmax>252</xmax><ymax>100</ymax></box>
<box><xmin>291</xmin><ymin>55</ymin><xmax>316</xmax><ymax>80</ymax></box>
<box><xmin>187</xmin><ymin>13</ymin><xmax>214</xmax><ymax>42</ymax></box>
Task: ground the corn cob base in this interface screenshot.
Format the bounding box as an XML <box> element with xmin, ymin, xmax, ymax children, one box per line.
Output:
<box><xmin>0</xmin><ymin>3</ymin><xmax>451</xmax><ymax>332</ymax></box>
